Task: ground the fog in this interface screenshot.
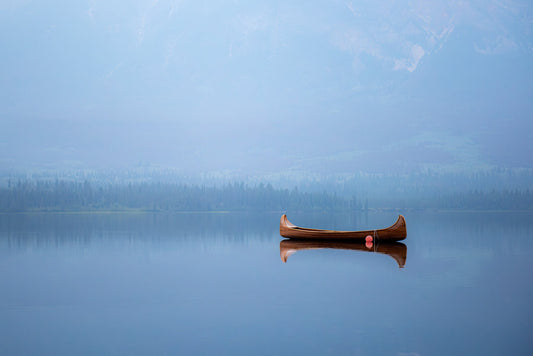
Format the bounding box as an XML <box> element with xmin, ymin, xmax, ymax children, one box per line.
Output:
<box><xmin>1</xmin><ymin>0</ymin><xmax>532</xmax><ymax>175</ymax></box>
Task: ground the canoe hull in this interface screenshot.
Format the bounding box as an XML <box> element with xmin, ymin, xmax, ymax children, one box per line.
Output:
<box><xmin>280</xmin><ymin>214</ymin><xmax>407</xmax><ymax>241</ymax></box>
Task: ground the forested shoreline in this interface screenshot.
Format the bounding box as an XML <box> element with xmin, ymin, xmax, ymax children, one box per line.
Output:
<box><xmin>0</xmin><ymin>180</ymin><xmax>354</xmax><ymax>212</ymax></box>
<box><xmin>1</xmin><ymin>179</ymin><xmax>531</xmax><ymax>212</ymax></box>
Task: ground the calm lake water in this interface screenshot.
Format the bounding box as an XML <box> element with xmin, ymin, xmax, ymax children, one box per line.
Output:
<box><xmin>1</xmin><ymin>211</ymin><xmax>532</xmax><ymax>355</ymax></box>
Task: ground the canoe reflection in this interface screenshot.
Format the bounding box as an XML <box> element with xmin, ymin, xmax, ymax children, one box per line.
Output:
<box><xmin>280</xmin><ymin>240</ymin><xmax>407</xmax><ymax>268</ymax></box>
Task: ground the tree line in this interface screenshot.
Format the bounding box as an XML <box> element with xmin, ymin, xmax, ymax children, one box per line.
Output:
<box><xmin>0</xmin><ymin>180</ymin><xmax>355</xmax><ymax>212</ymax></box>
<box><xmin>0</xmin><ymin>179</ymin><xmax>531</xmax><ymax>212</ymax></box>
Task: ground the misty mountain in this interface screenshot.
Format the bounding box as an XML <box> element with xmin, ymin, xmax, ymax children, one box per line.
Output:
<box><xmin>1</xmin><ymin>1</ymin><xmax>532</xmax><ymax>174</ymax></box>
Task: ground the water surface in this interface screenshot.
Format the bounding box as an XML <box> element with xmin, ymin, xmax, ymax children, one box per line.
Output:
<box><xmin>1</xmin><ymin>211</ymin><xmax>532</xmax><ymax>355</ymax></box>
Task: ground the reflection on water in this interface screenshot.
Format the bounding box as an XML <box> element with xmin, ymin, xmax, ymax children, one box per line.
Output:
<box><xmin>0</xmin><ymin>212</ymin><xmax>278</xmax><ymax>253</ymax></box>
<box><xmin>280</xmin><ymin>240</ymin><xmax>407</xmax><ymax>268</ymax></box>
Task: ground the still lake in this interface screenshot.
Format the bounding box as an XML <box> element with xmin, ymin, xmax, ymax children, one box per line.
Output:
<box><xmin>1</xmin><ymin>211</ymin><xmax>532</xmax><ymax>355</ymax></box>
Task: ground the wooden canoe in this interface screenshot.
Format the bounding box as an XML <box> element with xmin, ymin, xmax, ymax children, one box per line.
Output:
<box><xmin>280</xmin><ymin>214</ymin><xmax>406</xmax><ymax>241</ymax></box>
<box><xmin>280</xmin><ymin>240</ymin><xmax>407</xmax><ymax>268</ymax></box>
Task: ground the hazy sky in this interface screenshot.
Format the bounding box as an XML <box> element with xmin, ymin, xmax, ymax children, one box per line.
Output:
<box><xmin>1</xmin><ymin>0</ymin><xmax>532</xmax><ymax>173</ymax></box>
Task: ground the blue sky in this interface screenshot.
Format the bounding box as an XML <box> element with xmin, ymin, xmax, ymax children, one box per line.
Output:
<box><xmin>1</xmin><ymin>0</ymin><xmax>532</xmax><ymax>173</ymax></box>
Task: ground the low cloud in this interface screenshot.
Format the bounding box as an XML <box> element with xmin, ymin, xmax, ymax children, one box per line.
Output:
<box><xmin>394</xmin><ymin>44</ymin><xmax>426</xmax><ymax>72</ymax></box>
